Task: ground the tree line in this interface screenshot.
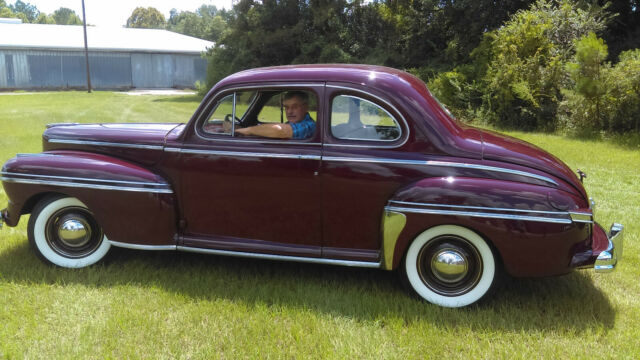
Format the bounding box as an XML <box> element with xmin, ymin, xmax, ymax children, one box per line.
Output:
<box><xmin>3</xmin><ymin>0</ymin><xmax>638</xmax><ymax>134</ymax></box>
<box><xmin>0</xmin><ymin>0</ymin><xmax>82</xmax><ymax>24</ymax></box>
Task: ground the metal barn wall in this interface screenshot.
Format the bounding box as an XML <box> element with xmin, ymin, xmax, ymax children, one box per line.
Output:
<box><xmin>0</xmin><ymin>49</ymin><xmax>207</xmax><ymax>90</ymax></box>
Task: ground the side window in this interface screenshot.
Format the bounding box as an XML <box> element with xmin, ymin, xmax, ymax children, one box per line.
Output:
<box><xmin>202</xmin><ymin>91</ymin><xmax>256</xmax><ymax>135</ymax></box>
<box><xmin>330</xmin><ymin>95</ymin><xmax>401</xmax><ymax>141</ymax></box>
<box><xmin>257</xmin><ymin>91</ymin><xmax>318</xmax><ymax>124</ymax></box>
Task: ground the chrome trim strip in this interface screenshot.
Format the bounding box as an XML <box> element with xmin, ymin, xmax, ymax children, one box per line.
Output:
<box><xmin>569</xmin><ymin>212</ymin><xmax>594</xmax><ymax>223</ymax></box>
<box><xmin>386</xmin><ymin>206</ymin><xmax>572</xmax><ymax>224</ymax></box>
<box><xmin>388</xmin><ymin>200</ymin><xmax>569</xmax><ymax>215</ymax></box>
<box><xmin>165</xmin><ymin>148</ymin><xmax>321</xmax><ymax>161</ymax></box>
<box><xmin>322</xmin><ymin>156</ymin><xmax>558</xmax><ymax>185</ymax></box>
<box><xmin>109</xmin><ymin>240</ymin><xmax>176</xmax><ymax>251</ymax></box>
<box><xmin>0</xmin><ymin>177</ymin><xmax>173</xmax><ymax>194</ymax></box>
<box><xmin>47</xmin><ymin>139</ymin><xmax>164</xmax><ymax>150</ymax></box>
<box><xmin>176</xmin><ymin>246</ymin><xmax>382</xmax><ymax>268</ymax></box>
<box><xmin>1</xmin><ymin>171</ymin><xmax>170</xmax><ymax>187</ymax></box>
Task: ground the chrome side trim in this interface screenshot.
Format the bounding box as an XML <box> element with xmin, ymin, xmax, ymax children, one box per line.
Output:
<box><xmin>322</xmin><ymin>156</ymin><xmax>558</xmax><ymax>186</ymax></box>
<box><xmin>1</xmin><ymin>172</ymin><xmax>169</xmax><ymax>187</ymax></box>
<box><xmin>0</xmin><ymin>177</ymin><xmax>173</xmax><ymax>194</ymax></box>
<box><xmin>109</xmin><ymin>240</ymin><xmax>177</xmax><ymax>251</ymax></box>
<box><xmin>176</xmin><ymin>246</ymin><xmax>382</xmax><ymax>268</ymax></box>
<box><xmin>386</xmin><ymin>206</ymin><xmax>572</xmax><ymax>224</ymax></box>
<box><xmin>389</xmin><ymin>200</ymin><xmax>569</xmax><ymax>216</ymax></box>
<box><xmin>165</xmin><ymin>148</ymin><xmax>321</xmax><ymax>161</ymax></box>
<box><xmin>47</xmin><ymin>139</ymin><xmax>164</xmax><ymax>150</ymax></box>
<box><xmin>569</xmin><ymin>212</ymin><xmax>594</xmax><ymax>223</ymax></box>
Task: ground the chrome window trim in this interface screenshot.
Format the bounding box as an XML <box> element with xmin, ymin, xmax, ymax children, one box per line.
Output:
<box><xmin>326</xmin><ymin>84</ymin><xmax>409</xmax><ymax>149</ymax></box>
<box><xmin>385</xmin><ymin>206</ymin><xmax>573</xmax><ymax>224</ymax></box>
<box><xmin>109</xmin><ymin>240</ymin><xmax>177</xmax><ymax>251</ymax></box>
<box><xmin>176</xmin><ymin>246</ymin><xmax>382</xmax><ymax>268</ymax></box>
<box><xmin>0</xmin><ymin>177</ymin><xmax>173</xmax><ymax>194</ymax></box>
<box><xmin>388</xmin><ymin>200</ymin><xmax>570</xmax><ymax>215</ymax></box>
<box><xmin>1</xmin><ymin>171</ymin><xmax>169</xmax><ymax>187</ymax></box>
<box><xmin>46</xmin><ymin>139</ymin><xmax>164</xmax><ymax>151</ymax></box>
<box><xmin>194</xmin><ymin>84</ymin><xmax>324</xmax><ymax>145</ymax></box>
<box><xmin>322</xmin><ymin>156</ymin><xmax>558</xmax><ymax>186</ymax></box>
<box><xmin>330</xmin><ymin>94</ymin><xmax>402</xmax><ymax>142</ymax></box>
<box><xmin>164</xmin><ymin>148</ymin><xmax>321</xmax><ymax>161</ymax></box>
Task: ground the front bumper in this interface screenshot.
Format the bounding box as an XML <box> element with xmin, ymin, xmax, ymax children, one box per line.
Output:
<box><xmin>594</xmin><ymin>223</ymin><xmax>624</xmax><ymax>273</ymax></box>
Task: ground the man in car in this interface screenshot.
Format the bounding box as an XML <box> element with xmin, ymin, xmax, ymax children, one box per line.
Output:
<box><xmin>234</xmin><ymin>91</ymin><xmax>316</xmax><ymax>139</ymax></box>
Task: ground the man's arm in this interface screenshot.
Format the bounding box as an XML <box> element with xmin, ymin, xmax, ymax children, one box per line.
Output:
<box><xmin>235</xmin><ymin>123</ymin><xmax>293</xmax><ymax>138</ymax></box>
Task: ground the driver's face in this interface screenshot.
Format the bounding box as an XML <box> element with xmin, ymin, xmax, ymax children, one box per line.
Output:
<box><xmin>283</xmin><ymin>96</ymin><xmax>308</xmax><ymax>123</ymax></box>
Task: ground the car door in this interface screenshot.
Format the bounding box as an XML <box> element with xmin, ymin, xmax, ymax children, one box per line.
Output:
<box><xmin>320</xmin><ymin>83</ymin><xmax>409</xmax><ymax>262</ymax></box>
<box><xmin>167</xmin><ymin>84</ymin><xmax>324</xmax><ymax>257</ymax></box>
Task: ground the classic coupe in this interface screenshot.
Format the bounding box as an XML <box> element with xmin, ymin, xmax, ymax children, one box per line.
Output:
<box><xmin>0</xmin><ymin>65</ymin><xmax>623</xmax><ymax>307</ymax></box>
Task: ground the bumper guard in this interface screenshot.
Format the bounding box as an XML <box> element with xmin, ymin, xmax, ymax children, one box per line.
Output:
<box><xmin>594</xmin><ymin>223</ymin><xmax>624</xmax><ymax>273</ymax></box>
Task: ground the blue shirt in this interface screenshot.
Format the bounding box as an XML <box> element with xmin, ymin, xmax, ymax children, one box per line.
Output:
<box><xmin>288</xmin><ymin>114</ymin><xmax>315</xmax><ymax>140</ymax></box>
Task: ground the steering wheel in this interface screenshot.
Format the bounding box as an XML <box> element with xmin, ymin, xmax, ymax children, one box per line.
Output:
<box><xmin>224</xmin><ymin>114</ymin><xmax>242</xmax><ymax>125</ymax></box>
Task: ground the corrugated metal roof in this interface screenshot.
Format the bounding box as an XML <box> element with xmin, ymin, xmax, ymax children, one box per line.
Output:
<box><xmin>0</xmin><ymin>23</ymin><xmax>214</xmax><ymax>54</ymax></box>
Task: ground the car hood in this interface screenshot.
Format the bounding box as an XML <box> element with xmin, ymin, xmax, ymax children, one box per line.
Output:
<box><xmin>43</xmin><ymin>123</ymin><xmax>180</xmax><ymax>145</ymax></box>
<box><xmin>42</xmin><ymin>123</ymin><xmax>182</xmax><ymax>165</ymax></box>
<box><xmin>479</xmin><ymin>129</ymin><xmax>586</xmax><ymax>197</ymax></box>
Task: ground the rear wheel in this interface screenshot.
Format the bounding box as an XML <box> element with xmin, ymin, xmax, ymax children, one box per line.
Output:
<box><xmin>28</xmin><ymin>196</ymin><xmax>111</xmax><ymax>268</ymax></box>
<box><xmin>403</xmin><ymin>225</ymin><xmax>497</xmax><ymax>307</ymax></box>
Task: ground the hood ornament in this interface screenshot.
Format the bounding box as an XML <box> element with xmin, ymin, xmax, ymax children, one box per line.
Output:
<box><xmin>577</xmin><ymin>169</ymin><xmax>587</xmax><ymax>183</ymax></box>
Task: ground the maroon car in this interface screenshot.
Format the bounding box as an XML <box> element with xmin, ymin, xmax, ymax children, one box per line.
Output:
<box><xmin>0</xmin><ymin>65</ymin><xmax>623</xmax><ymax>307</ymax></box>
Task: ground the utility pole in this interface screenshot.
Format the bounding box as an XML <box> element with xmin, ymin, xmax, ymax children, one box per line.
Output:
<box><xmin>81</xmin><ymin>0</ymin><xmax>92</xmax><ymax>93</ymax></box>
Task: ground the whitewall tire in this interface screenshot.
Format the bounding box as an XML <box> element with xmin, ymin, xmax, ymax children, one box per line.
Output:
<box><xmin>28</xmin><ymin>196</ymin><xmax>111</xmax><ymax>268</ymax></box>
<box><xmin>403</xmin><ymin>225</ymin><xmax>497</xmax><ymax>307</ymax></box>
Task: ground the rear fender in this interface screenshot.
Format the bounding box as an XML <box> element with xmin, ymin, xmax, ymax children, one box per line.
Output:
<box><xmin>381</xmin><ymin>177</ymin><xmax>591</xmax><ymax>277</ymax></box>
<box><xmin>1</xmin><ymin>151</ymin><xmax>176</xmax><ymax>246</ymax></box>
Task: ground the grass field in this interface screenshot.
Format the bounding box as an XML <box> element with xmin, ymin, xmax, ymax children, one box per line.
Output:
<box><xmin>0</xmin><ymin>91</ymin><xmax>638</xmax><ymax>359</ymax></box>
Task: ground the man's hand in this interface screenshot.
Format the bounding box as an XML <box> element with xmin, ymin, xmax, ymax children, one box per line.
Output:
<box><xmin>235</xmin><ymin>123</ymin><xmax>293</xmax><ymax>138</ymax></box>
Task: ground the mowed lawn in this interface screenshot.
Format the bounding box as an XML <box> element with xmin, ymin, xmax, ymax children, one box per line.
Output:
<box><xmin>0</xmin><ymin>91</ymin><xmax>638</xmax><ymax>359</ymax></box>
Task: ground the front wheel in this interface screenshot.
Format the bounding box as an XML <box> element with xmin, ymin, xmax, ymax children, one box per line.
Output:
<box><xmin>28</xmin><ymin>196</ymin><xmax>111</xmax><ymax>268</ymax></box>
<box><xmin>403</xmin><ymin>225</ymin><xmax>498</xmax><ymax>307</ymax></box>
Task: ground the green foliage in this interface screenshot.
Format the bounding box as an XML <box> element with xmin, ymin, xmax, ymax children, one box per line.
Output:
<box><xmin>166</xmin><ymin>5</ymin><xmax>229</xmax><ymax>43</ymax></box>
<box><xmin>126</xmin><ymin>6</ymin><xmax>166</xmax><ymax>29</ymax></box>
<box><xmin>8</xmin><ymin>0</ymin><xmax>38</xmax><ymax>22</ymax></box>
<box><xmin>52</xmin><ymin>7</ymin><xmax>82</xmax><ymax>25</ymax></box>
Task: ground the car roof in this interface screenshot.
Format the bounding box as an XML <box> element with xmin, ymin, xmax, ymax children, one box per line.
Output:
<box><xmin>214</xmin><ymin>64</ymin><xmax>426</xmax><ymax>91</ymax></box>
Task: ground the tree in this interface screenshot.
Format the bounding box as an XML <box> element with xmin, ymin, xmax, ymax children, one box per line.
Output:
<box><xmin>52</xmin><ymin>7</ymin><xmax>82</xmax><ymax>25</ymax></box>
<box><xmin>9</xmin><ymin>0</ymin><xmax>39</xmax><ymax>22</ymax></box>
<box><xmin>126</xmin><ymin>7</ymin><xmax>166</xmax><ymax>29</ymax></box>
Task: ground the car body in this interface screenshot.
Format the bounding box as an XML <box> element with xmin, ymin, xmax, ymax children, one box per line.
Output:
<box><xmin>0</xmin><ymin>64</ymin><xmax>624</xmax><ymax>307</ymax></box>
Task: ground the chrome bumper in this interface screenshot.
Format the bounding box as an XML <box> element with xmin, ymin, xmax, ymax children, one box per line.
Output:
<box><xmin>594</xmin><ymin>223</ymin><xmax>624</xmax><ymax>273</ymax></box>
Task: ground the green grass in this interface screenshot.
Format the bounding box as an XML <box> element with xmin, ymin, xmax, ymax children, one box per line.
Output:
<box><xmin>1</xmin><ymin>91</ymin><xmax>639</xmax><ymax>358</ymax></box>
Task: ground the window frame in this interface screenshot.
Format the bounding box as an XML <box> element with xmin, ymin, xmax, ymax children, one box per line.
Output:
<box><xmin>193</xmin><ymin>83</ymin><xmax>323</xmax><ymax>145</ymax></box>
<box><xmin>324</xmin><ymin>84</ymin><xmax>409</xmax><ymax>149</ymax></box>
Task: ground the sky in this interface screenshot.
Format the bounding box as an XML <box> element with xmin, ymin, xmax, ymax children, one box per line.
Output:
<box><xmin>8</xmin><ymin>0</ymin><xmax>234</xmax><ymax>27</ymax></box>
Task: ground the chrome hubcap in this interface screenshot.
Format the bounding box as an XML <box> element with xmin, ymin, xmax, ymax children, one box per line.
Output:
<box><xmin>430</xmin><ymin>249</ymin><xmax>468</xmax><ymax>283</ymax></box>
<box><xmin>416</xmin><ymin>235</ymin><xmax>483</xmax><ymax>297</ymax></box>
<box><xmin>57</xmin><ymin>216</ymin><xmax>91</xmax><ymax>248</ymax></box>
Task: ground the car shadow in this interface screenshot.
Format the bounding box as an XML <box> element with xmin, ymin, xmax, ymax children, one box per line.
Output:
<box><xmin>0</xmin><ymin>242</ymin><xmax>616</xmax><ymax>333</ymax></box>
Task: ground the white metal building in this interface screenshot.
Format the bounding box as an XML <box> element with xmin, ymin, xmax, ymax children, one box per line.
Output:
<box><xmin>0</xmin><ymin>22</ymin><xmax>213</xmax><ymax>90</ymax></box>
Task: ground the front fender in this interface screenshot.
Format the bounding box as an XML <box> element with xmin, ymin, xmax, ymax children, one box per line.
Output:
<box><xmin>1</xmin><ymin>151</ymin><xmax>176</xmax><ymax>246</ymax></box>
<box><xmin>381</xmin><ymin>177</ymin><xmax>591</xmax><ymax>277</ymax></box>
